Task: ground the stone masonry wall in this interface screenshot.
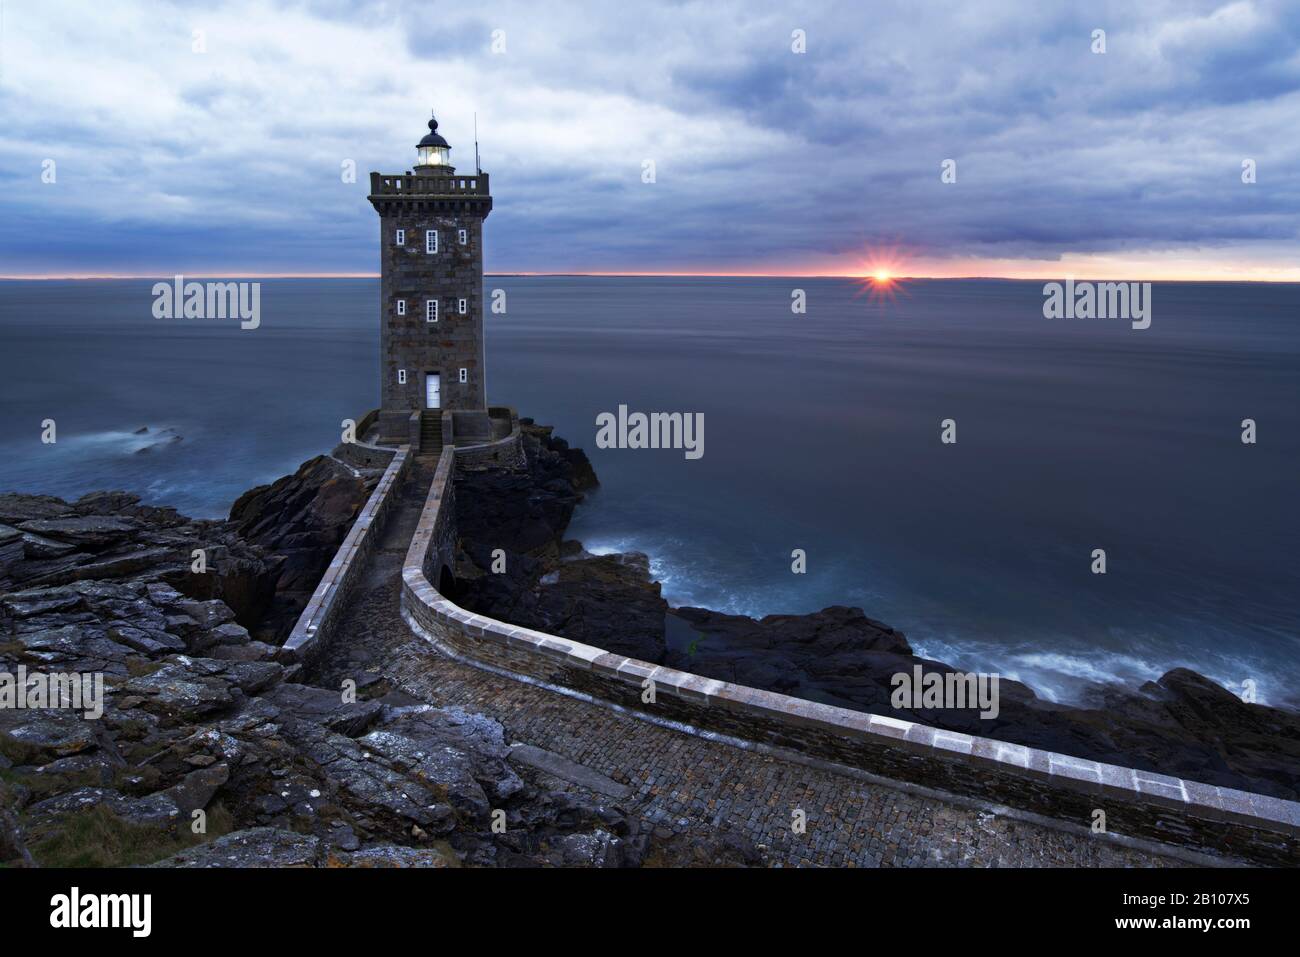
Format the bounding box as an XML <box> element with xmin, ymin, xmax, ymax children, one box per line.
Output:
<box><xmin>453</xmin><ymin>427</ymin><xmax>526</xmax><ymax>472</ymax></box>
<box><xmin>401</xmin><ymin>448</ymin><xmax>1300</xmax><ymax>866</ymax></box>
<box><xmin>278</xmin><ymin>446</ymin><xmax>411</xmax><ymax>669</ymax></box>
<box><xmin>378</xmin><ymin>212</ymin><xmax>485</xmax><ymax>417</ymax></box>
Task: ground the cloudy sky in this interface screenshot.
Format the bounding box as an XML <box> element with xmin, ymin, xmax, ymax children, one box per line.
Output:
<box><xmin>1</xmin><ymin>0</ymin><xmax>1297</xmax><ymax>279</ymax></box>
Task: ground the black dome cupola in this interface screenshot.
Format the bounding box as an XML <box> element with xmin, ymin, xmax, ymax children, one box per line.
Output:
<box><xmin>415</xmin><ymin>112</ymin><xmax>452</xmax><ymax>171</ymax></box>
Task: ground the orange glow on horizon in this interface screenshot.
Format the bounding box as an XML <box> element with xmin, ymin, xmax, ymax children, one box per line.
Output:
<box><xmin>849</xmin><ymin>245</ymin><xmax>912</xmax><ymax>304</ymax></box>
<box><xmin>4</xmin><ymin>258</ymin><xmax>1300</xmax><ymax>284</ymax></box>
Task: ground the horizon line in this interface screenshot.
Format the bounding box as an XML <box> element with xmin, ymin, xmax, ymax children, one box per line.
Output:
<box><xmin>3</xmin><ymin>271</ymin><xmax>1300</xmax><ymax>284</ymax></box>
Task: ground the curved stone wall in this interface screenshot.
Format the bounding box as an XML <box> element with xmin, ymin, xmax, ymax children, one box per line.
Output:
<box><xmin>453</xmin><ymin>407</ymin><xmax>526</xmax><ymax>472</ymax></box>
<box><xmin>334</xmin><ymin>409</ymin><xmax>401</xmax><ymax>470</ymax></box>
<box><xmin>401</xmin><ymin>446</ymin><xmax>1300</xmax><ymax>866</ymax></box>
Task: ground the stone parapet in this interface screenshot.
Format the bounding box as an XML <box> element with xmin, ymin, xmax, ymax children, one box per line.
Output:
<box><xmin>400</xmin><ymin>447</ymin><xmax>1300</xmax><ymax>866</ymax></box>
<box><xmin>452</xmin><ymin>407</ymin><xmax>525</xmax><ymax>471</ymax></box>
<box><xmin>279</xmin><ymin>446</ymin><xmax>411</xmax><ymax>667</ymax></box>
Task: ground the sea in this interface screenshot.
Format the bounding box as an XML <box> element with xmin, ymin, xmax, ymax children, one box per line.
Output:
<box><xmin>1</xmin><ymin>277</ymin><xmax>1296</xmax><ymax>707</ymax></box>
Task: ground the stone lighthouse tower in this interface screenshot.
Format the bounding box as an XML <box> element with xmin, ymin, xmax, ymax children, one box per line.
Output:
<box><xmin>368</xmin><ymin>112</ymin><xmax>493</xmax><ymax>449</ymax></box>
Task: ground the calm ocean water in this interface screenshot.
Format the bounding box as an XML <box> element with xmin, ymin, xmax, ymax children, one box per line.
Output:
<box><xmin>1</xmin><ymin>277</ymin><xmax>1297</xmax><ymax>706</ymax></box>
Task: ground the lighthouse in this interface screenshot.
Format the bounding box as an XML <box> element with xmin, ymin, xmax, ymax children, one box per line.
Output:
<box><xmin>368</xmin><ymin>112</ymin><xmax>493</xmax><ymax>450</ymax></box>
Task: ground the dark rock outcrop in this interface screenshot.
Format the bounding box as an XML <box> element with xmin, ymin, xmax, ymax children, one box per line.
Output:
<box><xmin>453</xmin><ymin>423</ymin><xmax>593</xmax><ymax>565</ymax></box>
<box><xmin>228</xmin><ymin>452</ymin><xmax>380</xmax><ymax>639</ymax></box>
<box><xmin>0</xmin><ymin>437</ymin><xmax>660</xmax><ymax>868</ymax></box>
<box><xmin>0</xmin><ymin>490</ymin><xmax>276</xmax><ymax>632</ymax></box>
<box><xmin>0</xmin><ymin>560</ymin><xmax>650</xmax><ymax>867</ymax></box>
<box><xmin>453</xmin><ymin>424</ymin><xmax>666</xmax><ymax>662</ymax></box>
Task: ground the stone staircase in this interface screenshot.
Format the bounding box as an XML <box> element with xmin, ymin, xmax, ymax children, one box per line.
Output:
<box><xmin>420</xmin><ymin>411</ymin><xmax>443</xmax><ymax>459</ymax></box>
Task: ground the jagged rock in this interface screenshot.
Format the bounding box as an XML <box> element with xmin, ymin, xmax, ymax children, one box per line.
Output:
<box><xmin>0</xmin><ymin>493</ymin><xmax>75</xmax><ymax>525</ymax></box>
<box><xmin>325</xmin><ymin>821</ymin><xmax>361</xmax><ymax>851</ymax></box>
<box><xmin>528</xmin><ymin>553</ymin><xmax>667</xmax><ymax>663</ymax></box>
<box><xmin>229</xmin><ymin>455</ymin><xmax>372</xmax><ymax>597</ymax></box>
<box><xmin>0</xmin><ymin>438</ymin><xmax>711</xmax><ymax>868</ymax></box>
<box><xmin>8</xmin><ymin>553</ymin><xmax>92</xmax><ymax>586</ymax></box>
<box><xmin>107</xmin><ymin>624</ymin><xmax>186</xmax><ymax>656</ymax></box>
<box><xmin>150</xmin><ymin>827</ymin><xmax>322</xmax><ymax>867</ymax></box>
<box><xmin>119</xmin><ymin>657</ymin><xmax>279</xmax><ymax>722</ymax></box>
<box><xmin>160</xmin><ymin>763</ymin><xmax>230</xmax><ymax>816</ymax></box>
<box><xmin>263</xmin><ymin>683</ymin><xmax>384</xmax><ymax>737</ymax></box>
<box><xmin>33</xmin><ymin>750</ymin><xmax>122</xmax><ymax>785</ymax></box>
<box><xmin>519</xmin><ymin>420</ymin><xmax>598</xmax><ymax>492</ymax></box>
<box><xmin>0</xmin><ymin>527</ymin><xmax>24</xmax><ymax>581</ymax></box>
<box><xmin>0</xmin><ymin>493</ymin><xmax>279</xmax><ymax>626</ymax></box>
<box><xmin>173</xmin><ymin>599</ymin><xmax>235</xmax><ymax>630</ymax></box>
<box><xmin>122</xmin><ymin>664</ymin><xmax>237</xmax><ymax>721</ymax></box>
<box><xmin>1</xmin><ymin>588</ymin><xmax>83</xmax><ymax>618</ymax></box>
<box><xmin>337</xmin><ymin>844</ymin><xmax>458</xmax><ymax>867</ymax></box>
<box><xmin>73</xmin><ymin>491</ymin><xmax>143</xmax><ymax>514</ymax></box>
<box><xmin>357</xmin><ymin>728</ymin><xmax>492</xmax><ymax>822</ymax></box>
<box><xmin>28</xmin><ymin>787</ymin><xmax>180</xmax><ymax>828</ymax></box>
<box><xmin>207</xmin><ymin>641</ymin><xmax>279</xmax><ymax>662</ymax></box>
<box><xmin>453</xmin><ymin>424</ymin><xmax>595</xmax><ymax>565</ymax></box>
<box><xmin>17</xmin><ymin>516</ymin><xmax>142</xmax><ymax>550</ymax></box>
<box><xmin>457</xmin><ymin>545</ymin><xmax>668</xmax><ymax>664</ymax></box>
<box><xmin>0</xmin><ymin>708</ymin><xmax>98</xmax><ymax>763</ymax></box>
<box><xmin>665</xmin><ymin>604</ymin><xmax>917</xmax><ymax>701</ymax></box>
<box><xmin>2</xmin><ymin>526</ymin><xmax>78</xmax><ymax>560</ymax></box>
<box><xmin>547</xmin><ymin>829</ymin><xmax>634</xmax><ymax>867</ymax></box>
<box><xmin>0</xmin><ymin>789</ymin><xmax>33</xmax><ymax>866</ymax></box>
<box><xmin>281</xmin><ymin>721</ymin><xmax>455</xmax><ymax>830</ymax></box>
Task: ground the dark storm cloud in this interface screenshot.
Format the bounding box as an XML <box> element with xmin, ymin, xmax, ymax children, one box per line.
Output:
<box><xmin>0</xmin><ymin>0</ymin><xmax>1296</xmax><ymax>275</ymax></box>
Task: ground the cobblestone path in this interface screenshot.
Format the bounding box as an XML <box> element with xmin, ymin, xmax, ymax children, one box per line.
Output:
<box><xmin>313</xmin><ymin>458</ymin><xmax>1193</xmax><ymax>868</ymax></box>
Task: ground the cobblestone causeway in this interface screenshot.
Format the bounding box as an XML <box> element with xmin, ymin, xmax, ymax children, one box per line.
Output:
<box><xmin>314</xmin><ymin>462</ymin><xmax>1193</xmax><ymax>868</ymax></box>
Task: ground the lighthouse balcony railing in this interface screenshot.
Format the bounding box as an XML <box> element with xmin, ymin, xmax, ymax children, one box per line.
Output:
<box><xmin>369</xmin><ymin>172</ymin><xmax>490</xmax><ymax>196</ymax></box>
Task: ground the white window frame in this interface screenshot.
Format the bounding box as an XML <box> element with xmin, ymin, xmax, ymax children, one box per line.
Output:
<box><xmin>425</xmin><ymin>229</ymin><xmax>438</xmax><ymax>253</ymax></box>
<box><xmin>426</xmin><ymin>299</ymin><xmax>438</xmax><ymax>323</ymax></box>
<box><xmin>395</xmin><ymin>228</ymin><xmax>405</xmax><ymax>245</ymax></box>
<box><xmin>458</xmin><ymin>228</ymin><xmax>468</xmax><ymax>245</ymax></box>
<box><xmin>459</xmin><ymin>368</ymin><xmax>468</xmax><ymax>383</ymax></box>
<box><xmin>396</xmin><ymin>299</ymin><xmax>406</xmax><ymax>316</ymax></box>
<box><xmin>457</xmin><ymin>298</ymin><xmax>467</xmax><ymax>315</ymax></box>
<box><xmin>397</xmin><ymin>369</ymin><xmax>406</xmax><ymax>384</ymax></box>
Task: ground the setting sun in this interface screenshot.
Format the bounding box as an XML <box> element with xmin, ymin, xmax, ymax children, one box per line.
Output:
<box><xmin>850</xmin><ymin>246</ymin><xmax>911</xmax><ymax>304</ymax></box>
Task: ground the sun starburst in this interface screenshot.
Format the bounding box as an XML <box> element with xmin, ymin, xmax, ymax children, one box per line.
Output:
<box><xmin>850</xmin><ymin>245</ymin><xmax>912</xmax><ymax>306</ymax></box>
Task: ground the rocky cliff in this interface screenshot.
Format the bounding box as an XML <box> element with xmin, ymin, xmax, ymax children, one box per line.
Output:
<box><xmin>3</xmin><ymin>422</ymin><xmax>1296</xmax><ymax>868</ymax></box>
<box><xmin>0</xmin><ymin>446</ymin><xmax>654</xmax><ymax>867</ymax></box>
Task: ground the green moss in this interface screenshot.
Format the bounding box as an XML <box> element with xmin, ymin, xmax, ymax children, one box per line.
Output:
<box><xmin>112</xmin><ymin>718</ymin><xmax>152</xmax><ymax>741</ymax></box>
<box><xmin>0</xmin><ymin>734</ymin><xmax>36</xmax><ymax>766</ymax></box>
<box><xmin>1</xmin><ymin>766</ymin><xmax>86</xmax><ymax>801</ymax></box>
<box><xmin>28</xmin><ymin>801</ymin><xmax>234</xmax><ymax>868</ymax></box>
<box><xmin>124</xmin><ymin>658</ymin><xmax>163</xmax><ymax>678</ymax></box>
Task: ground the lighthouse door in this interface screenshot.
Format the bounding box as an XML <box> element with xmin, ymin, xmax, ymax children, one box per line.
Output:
<box><xmin>425</xmin><ymin>373</ymin><xmax>441</xmax><ymax>409</ymax></box>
